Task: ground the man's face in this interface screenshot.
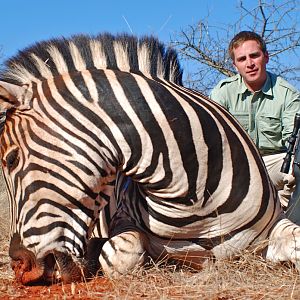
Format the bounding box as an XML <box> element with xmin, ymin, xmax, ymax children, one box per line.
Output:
<box><xmin>232</xmin><ymin>40</ymin><xmax>269</xmax><ymax>91</ymax></box>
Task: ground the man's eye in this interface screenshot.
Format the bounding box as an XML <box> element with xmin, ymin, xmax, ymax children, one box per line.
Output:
<box><xmin>250</xmin><ymin>53</ymin><xmax>261</xmax><ymax>58</ymax></box>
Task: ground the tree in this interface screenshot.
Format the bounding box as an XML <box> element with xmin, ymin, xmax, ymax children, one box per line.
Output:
<box><xmin>171</xmin><ymin>0</ymin><xmax>300</xmax><ymax>95</ymax></box>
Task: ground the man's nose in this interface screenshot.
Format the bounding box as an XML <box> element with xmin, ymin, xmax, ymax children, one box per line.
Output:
<box><xmin>246</xmin><ymin>57</ymin><xmax>254</xmax><ymax>67</ymax></box>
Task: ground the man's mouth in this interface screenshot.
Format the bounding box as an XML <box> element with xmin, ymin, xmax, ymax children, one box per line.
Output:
<box><xmin>247</xmin><ymin>69</ymin><xmax>258</xmax><ymax>75</ymax></box>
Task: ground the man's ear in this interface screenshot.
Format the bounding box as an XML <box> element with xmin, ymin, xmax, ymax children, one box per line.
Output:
<box><xmin>264</xmin><ymin>51</ymin><xmax>269</xmax><ymax>64</ymax></box>
<box><xmin>0</xmin><ymin>81</ymin><xmax>32</xmax><ymax>110</ymax></box>
<box><xmin>232</xmin><ymin>62</ymin><xmax>238</xmax><ymax>72</ymax></box>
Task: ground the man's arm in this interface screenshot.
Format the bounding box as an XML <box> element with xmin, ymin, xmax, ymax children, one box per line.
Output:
<box><xmin>282</xmin><ymin>88</ymin><xmax>300</xmax><ymax>145</ymax></box>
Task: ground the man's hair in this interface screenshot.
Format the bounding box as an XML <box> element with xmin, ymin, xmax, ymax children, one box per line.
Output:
<box><xmin>228</xmin><ymin>31</ymin><xmax>267</xmax><ymax>60</ymax></box>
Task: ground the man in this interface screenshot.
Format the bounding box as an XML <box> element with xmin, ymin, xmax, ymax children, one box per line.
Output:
<box><xmin>210</xmin><ymin>31</ymin><xmax>300</xmax><ymax>208</ymax></box>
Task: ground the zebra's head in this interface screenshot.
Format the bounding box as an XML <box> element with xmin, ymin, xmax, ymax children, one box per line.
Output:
<box><xmin>0</xmin><ymin>80</ymin><xmax>113</xmax><ymax>284</ymax></box>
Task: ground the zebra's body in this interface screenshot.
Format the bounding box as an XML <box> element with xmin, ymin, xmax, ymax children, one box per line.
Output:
<box><xmin>0</xmin><ymin>33</ymin><xmax>299</xmax><ymax>284</ymax></box>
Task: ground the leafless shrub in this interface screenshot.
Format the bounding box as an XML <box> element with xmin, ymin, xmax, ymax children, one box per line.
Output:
<box><xmin>171</xmin><ymin>0</ymin><xmax>300</xmax><ymax>94</ymax></box>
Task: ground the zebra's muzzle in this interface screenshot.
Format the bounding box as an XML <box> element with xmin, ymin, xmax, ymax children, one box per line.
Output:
<box><xmin>9</xmin><ymin>233</ymin><xmax>44</xmax><ymax>285</ymax></box>
<box><xmin>8</xmin><ymin>233</ymin><xmax>95</xmax><ymax>285</ymax></box>
<box><xmin>10</xmin><ymin>252</ymin><xmax>82</xmax><ymax>285</ymax></box>
<box><xmin>10</xmin><ymin>250</ymin><xmax>88</xmax><ymax>285</ymax></box>
<box><xmin>9</xmin><ymin>234</ymin><xmax>106</xmax><ymax>285</ymax></box>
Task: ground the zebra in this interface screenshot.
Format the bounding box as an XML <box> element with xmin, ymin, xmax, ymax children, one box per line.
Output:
<box><xmin>0</xmin><ymin>33</ymin><xmax>300</xmax><ymax>285</ymax></box>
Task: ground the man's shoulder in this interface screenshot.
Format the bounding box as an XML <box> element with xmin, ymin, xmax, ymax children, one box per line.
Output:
<box><xmin>269</xmin><ymin>72</ymin><xmax>299</xmax><ymax>94</ymax></box>
<box><xmin>210</xmin><ymin>74</ymin><xmax>240</xmax><ymax>101</ymax></box>
<box><xmin>214</xmin><ymin>74</ymin><xmax>240</xmax><ymax>90</ymax></box>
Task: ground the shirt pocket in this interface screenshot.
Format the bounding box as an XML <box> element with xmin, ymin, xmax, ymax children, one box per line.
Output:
<box><xmin>232</xmin><ymin>112</ymin><xmax>249</xmax><ymax>132</ymax></box>
<box><xmin>259</xmin><ymin>115</ymin><xmax>281</xmax><ymax>135</ymax></box>
<box><xmin>258</xmin><ymin>115</ymin><xmax>282</xmax><ymax>147</ymax></box>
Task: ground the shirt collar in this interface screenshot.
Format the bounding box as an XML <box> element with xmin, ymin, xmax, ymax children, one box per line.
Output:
<box><xmin>238</xmin><ymin>72</ymin><xmax>274</xmax><ymax>97</ymax></box>
<box><xmin>261</xmin><ymin>72</ymin><xmax>273</xmax><ymax>96</ymax></box>
<box><xmin>237</xmin><ymin>75</ymin><xmax>248</xmax><ymax>94</ymax></box>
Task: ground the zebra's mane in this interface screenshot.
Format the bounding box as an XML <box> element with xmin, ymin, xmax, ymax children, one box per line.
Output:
<box><xmin>0</xmin><ymin>33</ymin><xmax>183</xmax><ymax>86</ymax></box>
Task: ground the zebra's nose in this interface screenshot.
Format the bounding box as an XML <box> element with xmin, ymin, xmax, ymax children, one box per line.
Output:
<box><xmin>9</xmin><ymin>233</ymin><xmax>104</xmax><ymax>285</ymax></box>
<box><xmin>10</xmin><ymin>256</ymin><xmax>45</xmax><ymax>285</ymax></box>
<box><xmin>9</xmin><ymin>234</ymin><xmax>70</xmax><ymax>284</ymax></box>
<box><xmin>9</xmin><ymin>233</ymin><xmax>45</xmax><ymax>284</ymax></box>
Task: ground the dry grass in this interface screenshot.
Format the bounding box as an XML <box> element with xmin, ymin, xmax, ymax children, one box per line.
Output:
<box><xmin>0</xmin><ymin>202</ymin><xmax>299</xmax><ymax>299</ymax></box>
<box><xmin>0</xmin><ymin>207</ymin><xmax>299</xmax><ymax>299</ymax></box>
<box><xmin>100</xmin><ymin>255</ymin><xmax>300</xmax><ymax>300</ymax></box>
<box><xmin>0</xmin><ymin>238</ymin><xmax>300</xmax><ymax>300</ymax></box>
<box><xmin>0</xmin><ymin>215</ymin><xmax>13</xmax><ymax>281</ymax></box>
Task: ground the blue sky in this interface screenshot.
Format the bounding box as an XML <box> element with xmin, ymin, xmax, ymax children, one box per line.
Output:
<box><xmin>2</xmin><ymin>0</ymin><xmax>297</xmax><ymax>89</ymax></box>
<box><xmin>0</xmin><ymin>0</ymin><xmax>242</xmax><ymax>63</ymax></box>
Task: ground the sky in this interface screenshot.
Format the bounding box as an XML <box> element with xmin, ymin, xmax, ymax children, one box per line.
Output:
<box><xmin>0</xmin><ymin>0</ymin><xmax>239</xmax><ymax>63</ymax></box>
<box><xmin>1</xmin><ymin>0</ymin><xmax>296</xmax><ymax>88</ymax></box>
<box><xmin>0</xmin><ymin>0</ymin><xmax>243</xmax><ymax>62</ymax></box>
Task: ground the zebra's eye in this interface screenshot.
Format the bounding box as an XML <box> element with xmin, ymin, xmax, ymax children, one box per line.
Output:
<box><xmin>4</xmin><ymin>148</ymin><xmax>19</xmax><ymax>172</ymax></box>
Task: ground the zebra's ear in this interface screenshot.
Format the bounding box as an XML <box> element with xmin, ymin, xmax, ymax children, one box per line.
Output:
<box><xmin>0</xmin><ymin>81</ymin><xmax>32</xmax><ymax>111</ymax></box>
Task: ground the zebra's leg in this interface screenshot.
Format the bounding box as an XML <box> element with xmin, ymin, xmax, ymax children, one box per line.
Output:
<box><xmin>99</xmin><ymin>208</ymin><xmax>149</xmax><ymax>278</ymax></box>
<box><xmin>265</xmin><ymin>217</ymin><xmax>300</xmax><ymax>269</ymax></box>
<box><xmin>99</xmin><ymin>230</ymin><xmax>149</xmax><ymax>278</ymax></box>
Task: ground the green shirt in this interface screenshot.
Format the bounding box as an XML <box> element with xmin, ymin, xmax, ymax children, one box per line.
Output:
<box><xmin>210</xmin><ymin>72</ymin><xmax>300</xmax><ymax>154</ymax></box>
